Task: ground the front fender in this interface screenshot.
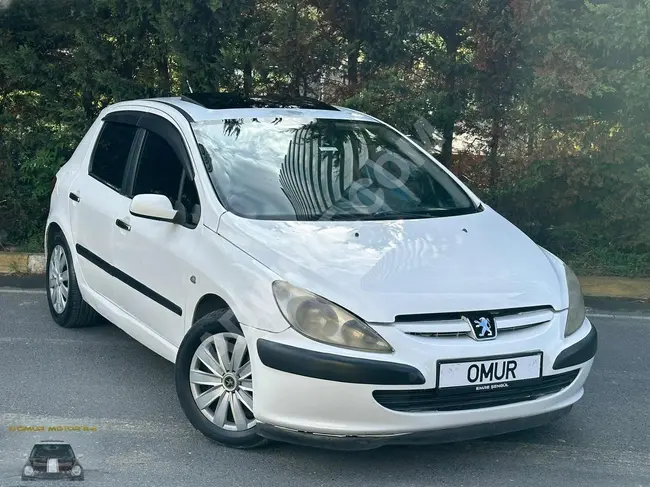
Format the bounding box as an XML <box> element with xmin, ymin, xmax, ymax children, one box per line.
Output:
<box><xmin>183</xmin><ymin>226</ymin><xmax>290</xmax><ymax>334</ymax></box>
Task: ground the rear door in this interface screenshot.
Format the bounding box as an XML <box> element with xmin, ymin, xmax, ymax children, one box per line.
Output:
<box><xmin>69</xmin><ymin>117</ymin><xmax>139</xmax><ymax>300</ymax></box>
<box><xmin>111</xmin><ymin>114</ymin><xmax>201</xmax><ymax>347</ymax></box>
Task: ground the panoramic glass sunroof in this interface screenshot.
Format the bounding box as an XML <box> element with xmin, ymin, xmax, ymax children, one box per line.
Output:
<box><xmin>180</xmin><ymin>93</ymin><xmax>340</xmax><ymax>111</ymax></box>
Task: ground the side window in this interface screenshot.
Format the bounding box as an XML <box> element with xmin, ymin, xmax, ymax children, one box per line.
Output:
<box><xmin>133</xmin><ymin>131</ymin><xmax>183</xmax><ymax>201</ymax></box>
<box><xmin>90</xmin><ymin>122</ymin><xmax>138</xmax><ymax>190</ymax></box>
<box><xmin>180</xmin><ymin>173</ymin><xmax>201</xmax><ymax>223</ymax></box>
<box><xmin>133</xmin><ymin>130</ymin><xmax>201</xmax><ymax>227</ymax></box>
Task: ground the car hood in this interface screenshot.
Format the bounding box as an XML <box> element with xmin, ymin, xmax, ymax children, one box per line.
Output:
<box><xmin>218</xmin><ymin>207</ymin><xmax>565</xmax><ymax>323</ymax></box>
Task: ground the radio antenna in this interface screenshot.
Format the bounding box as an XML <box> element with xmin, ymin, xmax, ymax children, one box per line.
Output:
<box><xmin>186</xmin><ymin>80</ymin><xmax>194</xmax><ymax>94</ymax></box>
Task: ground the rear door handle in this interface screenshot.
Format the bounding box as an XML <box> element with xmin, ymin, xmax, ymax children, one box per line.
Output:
<box><xmin>69</xmin><ymin>192</ymin><xmax>80</xmax><ymax>202</ymax></box>
<box><xmin>115</xmin><ymin>219</ymin><xmax>131</xmax><ymax>231</ymax></box>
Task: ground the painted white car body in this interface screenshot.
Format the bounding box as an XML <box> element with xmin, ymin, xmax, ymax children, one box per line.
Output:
<box><xmin>46</xmin><ymin>97</ymin><xmax>596</xmax><ymax>445</ymax></box>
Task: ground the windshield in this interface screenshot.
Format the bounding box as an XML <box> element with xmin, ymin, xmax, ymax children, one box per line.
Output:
<box><xmin>192</xmin><ymin>117</ymin><xmax>476</xmax><ymax>221</ymax></box>
<box><xmin>30</xmin><ymin>444</ymin><xmax>75</xmax><ymax>460</ymax></box>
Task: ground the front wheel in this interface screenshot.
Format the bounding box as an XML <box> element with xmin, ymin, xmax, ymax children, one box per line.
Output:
<box><xmin>175</xmin><ymin>310</ymin><xmax>268</xmax><ymax>449</ymax></box>
<box><xmin>46</xmin><ymin>232</ymin><xmax>97</xmax><ymax>328</ymax></box>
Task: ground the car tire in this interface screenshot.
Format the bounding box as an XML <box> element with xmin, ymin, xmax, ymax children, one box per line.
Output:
<box><xmin>46</xmin><ymin>232</ymin><xmax>98</xmax><ymax>328</ymax></box>
<box><xmin>175</xmin><ymin>309</ymin><xmax>269</xmax><ymax>449</ymax></box>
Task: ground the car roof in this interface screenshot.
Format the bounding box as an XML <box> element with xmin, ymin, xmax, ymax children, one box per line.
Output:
<box><xmin>109</xmin><ymin>93</ymin><xmax>380</xmax><ymax>124</ymax></box>
<box><xmin>178</xmin><ymin>93</ymin><xmax>339</xmax><ymax>111</ymax></box>
<box><xmin>37</xmin><ymin>440</ymin><xmax>68</xmax><ymax>444</ymax></box>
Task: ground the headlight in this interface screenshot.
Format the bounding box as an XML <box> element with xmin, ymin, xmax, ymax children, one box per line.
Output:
<box><xmin>23</xmin><ymin>465</ymin><xmax>34</xmax><ymax>476</ymax></box>
<box><xmin>71</xmin><ymin>465</ymin><xmax>82</xmax><ymax>476</ymax></box>
<box><xmin>272</xmin><ymin>281</ymin><xmax>393</xmax><ymax>353</ymax></box>
<box><xmin>564</xmin><ymin>264</ymin><xmax>586</xmax><ymax>336</ymax></box>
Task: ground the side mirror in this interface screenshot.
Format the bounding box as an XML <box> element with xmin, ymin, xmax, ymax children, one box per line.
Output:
<box><xmin>77</xmin><ymin>454</ymin><xmax>84</xmax><ymax>459</ymax></box>
<box><xmin>130</xmin><ymin>194</ymin><xmax>178</xmax><ymax>223</ymax></box>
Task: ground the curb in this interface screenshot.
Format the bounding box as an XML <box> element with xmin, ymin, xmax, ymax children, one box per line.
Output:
<box><xmin>0</xmin><ymin>252</ymin><xmax>45</xmax><ymax>275</ymax></box>
<box><xmin>1</xmin><ymin>252</ymin><xmax>649</xmax><ymax>301</ymax></box>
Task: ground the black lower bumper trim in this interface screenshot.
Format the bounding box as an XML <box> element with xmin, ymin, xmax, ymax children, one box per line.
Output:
<box><xmin>256</xmin><ymin>339</ymin><xmax>425</xmax><ymax>385</ymax></box>
<box><xmin>553</xmin><ymin>325</ymin><xmax>598</xmax><ymax>370</ymax></box>
<box><xmin>257</xmin><ymin>406</ymin><xmax>572</xmax><ymax>451</ymax></box>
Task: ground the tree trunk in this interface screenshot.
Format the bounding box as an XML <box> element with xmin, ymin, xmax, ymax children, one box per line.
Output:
<box><xmin>289</xmin><ymin>1</ymin><xmax>300</xmax><ymax>97</ymax></box>
<box><xmin>347</xmin><ymin>43</ymin><xmax>359</xmax><ymax>86</ymax></box>
<box><xmin>156</xmin><ymin>55</ymin><xmax>171</xmax><ymax>96</ymax></box>
<box><xmin>346</xmin><ymin>0</ymin><xmax>361</xmax><ymax>87</ymax></box>
<box><xmin>81</xmin><ymin>88</ymin><xmax>95</xmax><ymax>121</ymax></box>
<box><xmin>526</xmin><ymin>119</ymin><xmax>536</xmax><ymax>157</ymax></box>
<box><xmin>440</xmin><ymin>111</ymin><xmax>454</xmax><ymax>168</ymax></box>
<box><xmin>488</xmin><ymin>116</ymin><xmax>501</xmax><ymax>185</ymax></box>
<box><xmin>243</xmin><ymin>58</ymin><xmax>253</xmax><ymax>97</ymax></box>
<box><xmin>289</xmin><ymin>71</ymin><xmax>301</xmax><ymax>97</ymax></box>
<box><xmin>439</xmin><ymin>34</ymin><xmax>460</xmax><ymax>168</ymax></box>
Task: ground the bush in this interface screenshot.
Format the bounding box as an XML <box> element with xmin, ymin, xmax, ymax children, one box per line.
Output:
<box><xmin>454</xmin><ymin>151</ymin><xmax>650</xmax><ymax>277</ymax></box>
<box><xmin>0</xmin><ymin>95</ymin><xmax>85</xmax><ymax>248</ymax></box>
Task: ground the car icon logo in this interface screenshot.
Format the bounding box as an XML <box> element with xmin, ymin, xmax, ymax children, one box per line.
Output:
<box><xmin>21</xmin><ymin>440</ymin><xmax>84</xmax><ymax>481</ymax></box>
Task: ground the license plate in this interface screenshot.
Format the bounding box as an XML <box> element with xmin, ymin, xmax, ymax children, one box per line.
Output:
<box><xmin>438</xmin><ymin>353</ymin><xmax>542</xmax><ymax>390</ymax></box>
<box><xmin>46</xmin><ymin>458</ymin><xmax>59</xmax><ymax>473</ymax></box>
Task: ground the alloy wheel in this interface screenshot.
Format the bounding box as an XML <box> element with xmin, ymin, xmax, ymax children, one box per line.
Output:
<box><xmin>189</xmin><ymin>332</ymin><xmax>255</xmax><ymax>432</ymax></box>
<box><xmin>48</xmin><ymin>245</ymin><xmax>69</xmax><ymax>314</ymax></box>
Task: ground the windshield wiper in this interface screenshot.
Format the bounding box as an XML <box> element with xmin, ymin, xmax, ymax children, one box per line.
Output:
<box><xmin>318</xmin><ymin>206</ymin><xmax>479</xmax><ymax>221</ymax></box>
<box><xmin>359</xmin><ymin>207</ymin><xmax>478</xmax><ymax>220</ymax></box>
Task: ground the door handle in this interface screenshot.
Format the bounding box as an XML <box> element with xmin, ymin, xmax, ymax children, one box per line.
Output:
<box><xmin>69</xmin><ymin>192</ymin><xmax>80</xmax><ymax>202</ymax></box>
<box><xmin>115</xmin><ymin>219</ymin><xmax>131</xmax><ymax>231</ymax></box>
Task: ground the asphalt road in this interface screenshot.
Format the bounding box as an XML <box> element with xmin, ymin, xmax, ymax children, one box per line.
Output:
<box><xmin>0</xmin><ymin>288</ymin><xmax>649</xmax><ymax>487</ymax></box>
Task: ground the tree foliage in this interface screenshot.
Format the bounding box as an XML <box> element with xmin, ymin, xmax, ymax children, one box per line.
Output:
<box><xmin>0</xmin><ymin>0</ymin><xmax>648</xmax><ymax>275</ymax></box>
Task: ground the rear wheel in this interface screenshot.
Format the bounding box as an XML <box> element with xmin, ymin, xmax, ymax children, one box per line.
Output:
<box><xmin>46</xmin><ymin>232</ymin><xmax>98</xmax><ymax>328</ymax></box>
<box><xmin>175</xmin><ymin>310</ymin><xmax>268</xmax><ymax>449</ymax></box>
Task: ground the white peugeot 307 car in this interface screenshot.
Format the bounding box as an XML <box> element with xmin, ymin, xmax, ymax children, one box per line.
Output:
<box><xmin>45</xmin><ymin>93</ymin><xmax>597</xmax><ymax>450</ymax></box>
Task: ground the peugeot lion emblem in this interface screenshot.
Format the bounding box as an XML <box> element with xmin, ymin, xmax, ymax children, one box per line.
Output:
<box><xmin>463</xmin><ymin>313</ymin><xmax>497</xmax><ymax>341</ymax></box>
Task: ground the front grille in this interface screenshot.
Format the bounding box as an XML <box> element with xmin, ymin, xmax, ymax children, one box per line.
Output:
<box><xmin>392</xmin><ymin>306</ymin><xmax>555</xmax><ymax>339</ymax></box>
<box><xmin>373</xmin><ymin>370</ymin><xmax>579</xmax><ymax>412</ymax></box>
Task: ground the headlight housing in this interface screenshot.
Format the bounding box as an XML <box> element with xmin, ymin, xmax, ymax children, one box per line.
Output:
<box><xmin>272</xmin><ymin>281</ymin><xmax>393</xmax><ymax>353</ymax></box>
<box><xmin>23</xmin><ymin>465</ymin><xmax>34</xmax><ymax>476</ymax></box>
<box><xmin>564</xmin><ymin>264</ymin><xmax>586</xmax><ymax>337</ymax></box>
<box><xmin>71</xmin><ymin>465</ymin><xmax>82</xmax><ymax>476</ymax></box>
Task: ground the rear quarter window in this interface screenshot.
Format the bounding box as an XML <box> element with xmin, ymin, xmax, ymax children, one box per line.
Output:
<box><xmin>89</xmin><ymin>121</ymin><xmax>138</xmax><ymax>190</ymax></box>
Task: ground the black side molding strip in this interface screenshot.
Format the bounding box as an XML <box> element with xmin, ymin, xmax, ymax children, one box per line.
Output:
<box><xmin>553</xmin><ymin>325</ymin><xmax>598</xmax><ymax>370</ymax></box>
<box><xmin>75</xmin><ymin>244</ymin><xmax>182</xmax><ymax>317</ymax></box>
<box><xmin>257</xmin><ymin>339</ymin><xmax>425</xmax><ymax>385</ymax></box>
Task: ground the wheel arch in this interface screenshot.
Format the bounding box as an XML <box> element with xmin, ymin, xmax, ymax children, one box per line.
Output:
<box><xmin>45</xmin><ymin>222</ymin><xmax>64</xmax><ymax>251</ymax></box>
<box><xmin>192</xmin><ymin>293</ymin><xmax>232</xmax><ymax>325</ymax></box>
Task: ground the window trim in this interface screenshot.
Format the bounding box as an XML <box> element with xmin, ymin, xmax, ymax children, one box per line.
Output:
<box><xmin>103</xmin><ymin>110</ymin><xmax>195</xmax><ymax>181</ymax></box>
<box><xmin>125</xmin><ymin>127</ymin><xmax>201</xmax><ymax>230</ymax></box>
<box><xmin>122</xmin><ymin>128</ymin><xmax>147</xmax><ymax>198</ymax></box>
<box><xmin>88</xmin><ymin>121</ymin><xmax>141</xmax><ymax>194</ymax></box>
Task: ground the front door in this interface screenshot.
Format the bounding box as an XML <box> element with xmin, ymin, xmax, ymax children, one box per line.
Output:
<box><xmin>111</xmin><ymin>126</ymin><xmax>201</xmax><ymax>347</ymax></box>
<box><xmin>70</xmin><ymin>121</ymin><xmax>138</xmax><ymax>301</ymax></box>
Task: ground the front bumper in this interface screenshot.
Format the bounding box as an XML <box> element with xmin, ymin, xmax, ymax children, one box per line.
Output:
<box><xmin>257</xmin><ymin>406</ymin><xmax>572</xmax><ymax>451</ymax></box>
<box><xmin>242</xmin><ymin>313</ymin><xmax>597</xmax><ymax>441</ymax></box>
<box><xmin>21</xmin><ymin>472</ymin><xmax>82</xmax><ymax>481</ymax></box>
